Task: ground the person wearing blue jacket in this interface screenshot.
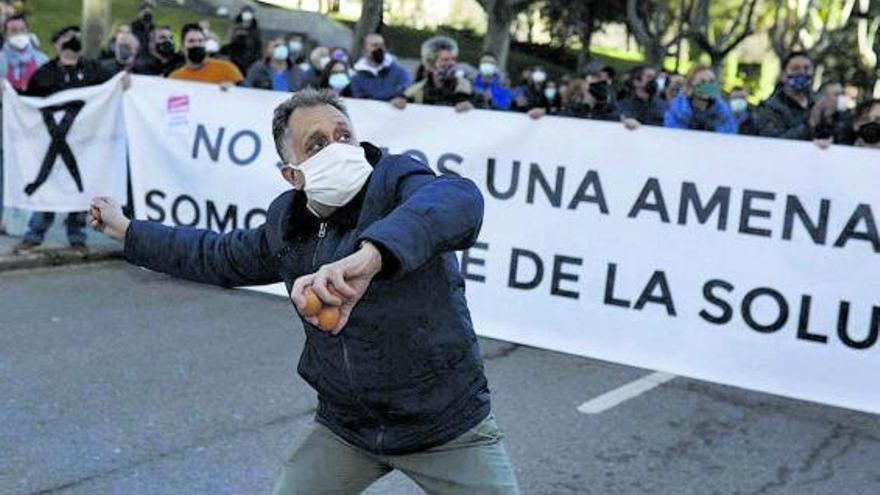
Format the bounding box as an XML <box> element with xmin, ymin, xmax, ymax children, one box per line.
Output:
<box><xmin>350</xmin><ymin>33</ymin><xmax>411</xmax><ymax>109</ymax></box>
<box><xmin>472</xmin><ymin>52</ymin><xmax>513</xmax><ymax>110</ymax></box>
<box><xmin>664</xmin><ymin>65</ymin><xmax>738</xmax><ymax>134</ymax></box>
<box><xmin>89</xmin><ymin>89</ymin><xmax>519</xmax><ymax>494</ymax></box>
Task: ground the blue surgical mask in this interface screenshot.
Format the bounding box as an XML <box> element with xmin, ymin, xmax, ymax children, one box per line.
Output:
<box><xmin>544</xmin><ymin>87</ymin><xmax>557</xmax><ymax>101</ymax></box>
<box><xmin>328</xmin><ymin>73</ymin><xmax>350</xmax><ymax>90</ymax></box>
<box><xmin>288</xmin><ymin>40</ymin><xmax>303</xmax><ymax>54</ymax></box>
<box><xmin>786</xmin><ymin>74</ymin><xmax>813</xmax><ymax>93</ymax></box>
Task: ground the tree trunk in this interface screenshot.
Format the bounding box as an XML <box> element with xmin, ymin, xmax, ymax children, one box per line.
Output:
<box><xmin>351</xmin><ymin>0</ymin><xmax>383</xmax><ymax>60</ymax></box>
<box><xmin>82</xmin><ymin>0</ymin><xmax>111</xmax><ymax>60</ymax></box>
<box><xmin>576</xmin><ymin>13</ymin><xmax>595</xmax><ymax>74</ymax></box>
<box><xmin>483</xmin><ymin>0</ymin><xmax>515</xmax><ymax>72</ymax></box>
<box><xmin>646</xmin><ymin>43</ymin><xmax>666</xmax><ymax>67</ymax></box>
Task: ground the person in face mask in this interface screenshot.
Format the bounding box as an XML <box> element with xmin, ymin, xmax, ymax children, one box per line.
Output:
<box><xmin>220</xmin><ymin>5</ymin><xmax>263</xmax><ymax>74</ymax></box>
<box><xmin>514</xmin><ymin>66</ymin><xmax>558</xmax><ymax>119</ymax></box>
<box><xmin>16</xmin><ymin>25</ymin><xmax>114</xmax><ymax>255</ymax></box>
<box><xmin>618</xmin><ymin>65</ymin><xmax>668</xmax><ymax>130</ymax></box>
<box><xmin>558</xmin><ymin>73</ymin><xmax>620</xmax><ymax>122</ymax></box>
<box><xmin>756</xmin><ymin>51</ymin><xmax>828</xmax><ymax>143</ymax></box>
<box><xmin>99</xmin><ymin>23</ymin><xmax>132</xmax><ymax>60</ymax></box>
<box><xmin>137</xmin><ymin>26</ymin><xmax>183</xmax><ymax>76</ymax></box>
<box><xmin>220</xmin><ymin>25</ymin><xmax>262</xmax><ymax>75</ymax></box>
<box><xmin>130</xmin><ymin>2</ymin><xmax>154</xmax><ymax>56</ymax></box>
<box><xmin>89</xmin><ymin>88</ymin><xmax>519</xmax><ymax>494</ymax></box>
<box><xmin>318</xmin><ymin>60</ymin><xmax>353</xmax><ymax>97</ymax></box>
<box><xmin>808</xmin><ymin>81</ymin><xmax>854</xmax><ymax>148</ymax></box>
<box><xmin>242</xmin><ymin>38</ymin><xmax>308</xmax><ymax>92</ymax></box>
<box><xmin>299</xmin><ymin>45</ymin><xmax>330</xmax><ymax>88</ymax></box>
<box><xmin>351</xmin><ymin>33</ymin><xmax>412</xmax><ymax>109</ymax></box>
<box><xmin>470</xmin><ymin>52</ymin><xmax>513</xmax><ymax>111</ymax></box>
<box><xmin>403</xmin><ymin>36</ymin><xmax>475</xmax><ymax>112</ymax></box>
<box><xmin>0</xmin><ymin>14</ymin><xmax>48</xmax><ymax>235</ymax></box>
<box><xmin>727</xmin><ymin>87</ymin><xmax>758</xmax><ymax>135</ymax></box>
<box><xmin>24</xmin><ymin>26</ymin><xmax>112</xmax><ymax>97</ymax></box>
<box><xmin>0</xmin><ymin>15</ymin><xmax>49</xmax><ymax>93</ymax></box>
<box><xmin>852</xmin><ymin>99</ymin><xmax>880</xmax><ymax>149</ymax></box>
<box><xmin>99</xmin><ymin>32</ymin><xmax>141</xmax><ymax>75</ymax></box>
<box><xmin>663</xmin><ymin>65</ymin><xmax>737</xmax><ymax>134</ymax></box>
<box><xmin>168</xmin><ymin>24</ymin><xmax>243</xmax><ymax>90</ymax></box>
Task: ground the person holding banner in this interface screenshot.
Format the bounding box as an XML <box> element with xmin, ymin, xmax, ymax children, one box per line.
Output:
<box><xmin>13</xmin><ymin>25</ymin><xmax>113</xmax><ymax>254</ymax></box>
<box><xmin>89</xmin><ymin>89</ymin><xmax>520</xmax><ymax>494</ymax></box>
<box><xmin>168</xmin><ymin>24</ymin><xmax>243</xmax><ymax>89</ymax></box>
<box><xmin>853</xmin><ymin>99</ymin><xmax>880</xmax><ymax>149</ymax></box>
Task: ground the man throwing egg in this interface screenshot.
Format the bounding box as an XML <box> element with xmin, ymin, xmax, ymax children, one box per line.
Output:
<box><xmin>90</xmin><ymin>89</ymin><xmax>519</xmax><ymax>494</ymax></box>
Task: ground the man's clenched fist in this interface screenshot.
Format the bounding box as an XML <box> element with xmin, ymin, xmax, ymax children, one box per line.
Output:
<box><xmin>90</xmin><ymin>196</ymin><xmax>130</xmax><ymax>241</ymax></box>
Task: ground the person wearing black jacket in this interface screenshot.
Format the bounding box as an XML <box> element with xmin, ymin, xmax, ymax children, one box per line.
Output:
<box><xmin>88</xmin><ymin>89</ymin><xmax>520</xmax><ymax>494</ymax></box>
<box><xmin>130</xmin><ymin>2</ymin><xmax>154</xmax><ymax>57</ymax></box>
<box><xmin>15</xmin><ymin>25</ymin><xmax>114</xmax><ymax>254</ymax></box>
<box><xmin>136</xmin><ymin>26</ymin><xmax>183</xmax><ymax>77</ymax></box>
<box><xmin>220</xmin><ymin>5</ymin><xmax>262</xmax><ymax>75</ymax></box>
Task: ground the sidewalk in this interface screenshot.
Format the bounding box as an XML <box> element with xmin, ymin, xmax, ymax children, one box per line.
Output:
<box><xmin>0</xmin><ymin>208</ymin><xmax>123</xmax><ymax>272</ymax></box>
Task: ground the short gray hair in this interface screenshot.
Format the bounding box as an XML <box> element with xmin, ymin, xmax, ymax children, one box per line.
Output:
<box><xmin>421</xmin><ymin>35</ymin><xmax>458</xmax><ymax>66</ymax></box>
<box><xmin>272</xmin><ymin>88</ymin><xmax>349</xmax><ymax>163</ymax></box>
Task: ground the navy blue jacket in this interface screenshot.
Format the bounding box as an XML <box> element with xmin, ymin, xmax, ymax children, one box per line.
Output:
<box><xmin>123</xmin><ymin>143</ymin><xmax>491</xmax><ymax>455</ymax></box>
<box><xmin>350</xmin><ymin>59</ymin><xmax>412</xmax><ymax>101</ymax></box>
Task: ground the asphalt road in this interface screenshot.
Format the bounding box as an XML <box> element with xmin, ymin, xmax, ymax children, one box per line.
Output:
<box><xmin>2</xmin><ymin>262</ymin><xmax>879</xmax><ymax>495</ymax></box>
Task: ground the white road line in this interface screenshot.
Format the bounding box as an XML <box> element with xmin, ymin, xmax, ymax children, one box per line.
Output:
<box><xmin>577</xmin><ymin>371</ymin><xmax>677</xmax><ymax>414</ymax></box>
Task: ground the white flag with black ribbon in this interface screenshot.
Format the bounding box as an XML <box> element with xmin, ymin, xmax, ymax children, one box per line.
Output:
<box><xmin>2</xmin><ymin>73</ymin><xmax>127</xmax><ymax>212</ymax></box>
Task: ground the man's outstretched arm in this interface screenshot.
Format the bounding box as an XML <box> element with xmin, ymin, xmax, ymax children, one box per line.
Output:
<box><xmin>91</xmin><ymin>196</ymin><xmax>280</xmax><ymax>287</ymax></box>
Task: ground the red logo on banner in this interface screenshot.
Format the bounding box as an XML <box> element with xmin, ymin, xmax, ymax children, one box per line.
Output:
<box><xmin>167</xmin><ymin>95</ymin><xmax>190</xmax><ymax>114</ymax></box>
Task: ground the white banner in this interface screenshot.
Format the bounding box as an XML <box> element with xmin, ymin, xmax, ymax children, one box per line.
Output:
<box><xmin>2</xmin><ymin>74</ymin><xmax>127</xmax><ymax>212</ymax></box>
<box><xmin>124</xmin><ymin>76</ymin><xmax>880</xmax><ymax>415</ymax></box>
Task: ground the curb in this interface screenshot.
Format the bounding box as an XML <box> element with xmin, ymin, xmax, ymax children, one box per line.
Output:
<box><xmin>0</xmin><ymin>246</ymin><xmax>124</xmax><ymax>272</ymax></box>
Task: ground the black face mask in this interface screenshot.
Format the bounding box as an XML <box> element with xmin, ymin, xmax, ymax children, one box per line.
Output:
<box><xmin>187</xmin><ymin>46</ymin><xmax>207</xmax><ymax>64</ymax></box>
<box><xmin>646</xmin><ymin>79</ymin><xmax>659</xmax><ymax>96</ymax></box>
<box><xmin>142</xmin><ymin>12</ymin><xmax>153</xmax><ymax>24</ymax></box>
<box><xmin>588</xmin><ymin>81</ymin><xmax>610</xmax><ymax>103</ymax></box>
<box><xmin>156</xmin><ymin>40</ymin><xmax>175</xmax><ymax>57</ymax></box>
<box><xmin>370</xmin><ymin>47</ymin><xmax>385</xmax><ymax>64</ymax></box>
<box><xmin>61</xmin><ymin>37</ymin><xmax>82</xmax><ymax>53</ymax></box>
<box><xmin>857</xmin><ymin>121</ymin><xmax>880</xmax><ymax>144</ymax></box>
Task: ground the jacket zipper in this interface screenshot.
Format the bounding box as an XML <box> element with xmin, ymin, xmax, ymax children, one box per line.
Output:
<box><xmin>313</xmin><ymin>220</ymin><xmax>384</xmax><ymax>453</ymax></box>
<box><xmin>311</xmin><ymin>222</ymin><xmax>327</xmax><ymax>269</ymax></box>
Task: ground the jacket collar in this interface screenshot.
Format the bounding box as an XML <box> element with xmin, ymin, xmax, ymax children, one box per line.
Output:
<box><xmin>281</xmin><ymin>141</ymin><xmax>383</xmax><ymax>241</ymax></box>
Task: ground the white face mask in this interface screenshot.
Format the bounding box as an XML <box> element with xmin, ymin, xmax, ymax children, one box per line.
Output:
<box><xmin>272</xmin><ymin>45</ymin><xmax>289</xmax><ymax>61</ymax></box>
<box><xmin>532</xmin><ymin>70</ymin><xmax>546</xmax><ymax>84</ymax></box>
<box><xmin>729</xmin><ymin>98</ymin><xmax>748</xmax><ymax>114</ymax></box>
<box><xmin>241</xmin><ymin>11</ymin><xmax>254</xmax><ymax>22</ymax></box>
<box><xmin>318</xmin><ymin>56</ymin><xmax>330</xmax><ymax>70</ymax></box>
<box><xmin>479</xmin><ymin>62</ymin><xmax>495</xmax><ymax>76</ymax></box>
<box><xmin>8</xmin><ymin>33</ymin><xmax>30</xmax><ymax>50</ymax></box>
<box><xmin>289</xmin><ymin>143</ymin><xmax>372</xmax><ymax>209</ymax></box>
<box><xmin>205</xmin><ymin>38</ymin><xmax>220</xmax><ymax>54</ymax></box>
<box><xmin>837</xmin><ymin>95</ymin><xmax>850</xmax><ymax>113</ymax></box>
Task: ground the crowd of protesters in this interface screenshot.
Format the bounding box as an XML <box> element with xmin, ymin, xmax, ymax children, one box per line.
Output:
<box><xmin>0</xmin><ymin>1</ymin><xmax>878</xmax><ymax>251</ymax></box>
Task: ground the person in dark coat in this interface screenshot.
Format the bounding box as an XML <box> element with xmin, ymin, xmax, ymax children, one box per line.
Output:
<box><xmin>557</xmin><ymin>76</ymin><xmax>620</xmax><ymax>122</ymax></box>
<box><xmin>513</xmin><ymin>66</ymin><xmax>560</xmax><ymax>119</ymax></box>
<box><xmin>15</xmin><ymin>25</ymin><xmax>114</xmax><ymax>254</ymax></box>
<box><xmin>350</xmin><ymin>33</ymin><xmax>410</xmax><ymax>109</ymax></box>
<box><xmin>754</xmin><ymin>51</ymin><xmax>849</xmax><ymax>148</ymax></box>
<box><xmin>220</xmin><ymin>5</ymin><xmax>262</xmax><ymax>75</ymax></box>
<box><xmin>130</xmin><ymin>2</ymin><xmax>154</xmax><ymax>57</ymax></box>
<box><xmin>88</xmin><ymin>88</ymin><xmax>519</xmax><ymax>494</ymax></box>
<box><xmin>136</xmin><ymin>25</ymin><xmax>183</xmax><ymax>77</ymax></box>
<box><xmin>618</xmin><ymin>65</ymin><xmax>668</xmax><ymax>130</ymax></box>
